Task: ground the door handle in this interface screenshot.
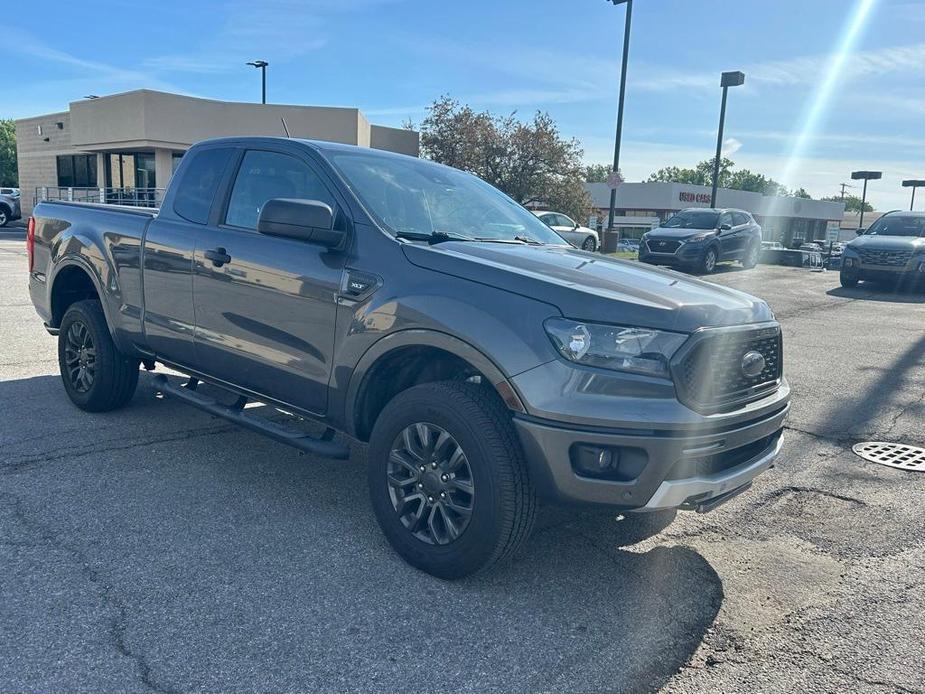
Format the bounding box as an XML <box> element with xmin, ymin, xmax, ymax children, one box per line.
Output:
<box><xmin>204</xmin><ymin>247</ymin><xmax>231</xmax><ymax>267</ymax></box>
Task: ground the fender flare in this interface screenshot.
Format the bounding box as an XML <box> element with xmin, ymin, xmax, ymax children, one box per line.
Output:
<box><xmin>343</xmin><ymin>329</ymin><xmax>525</xmax><ymax>438</ymax></box>
<box><xmin>48</xmin><ymin>255</ymin><xmax>121</xmax><ymax>345</ymax></box>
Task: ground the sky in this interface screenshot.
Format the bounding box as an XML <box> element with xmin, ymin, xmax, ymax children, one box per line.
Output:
<box><xmin>4</xmin><ymin>0</ymin><xmax>923</xmax><ymax>211</ymax></box>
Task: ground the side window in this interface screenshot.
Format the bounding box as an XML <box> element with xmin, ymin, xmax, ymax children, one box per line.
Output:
<box><xmin>719</xmin><ymin>212</ymin><xmax>733</xmax><ymax>229</ymax></box>
<box><xmin>540</xmin><ymin>214</ymin><xmax>555</xmax><ymax>227</ymax></box>
<box><xmin>560</xmin><ymin>215</ymin><xmax>576</xmax><ymax>228</ymax></box>
<box><xmin>173</xmin><ymin>147</ymin><xmax>233</xmax><ymax>224</ymax></box>
<box><xmin>225</xmin><ymin>150</ymin><xmax>335</xmax><ymax>230</ymax></box>
<box><xmin>732</xmin><ymin>211</ymin><xmax>749</xmax><ymax>226</ymax></box>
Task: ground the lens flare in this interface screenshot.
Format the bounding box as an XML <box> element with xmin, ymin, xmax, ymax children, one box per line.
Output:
<box><xmin>774</xmin><ymin>0</ymin><xmax>879</xmax><ymax>194</ymax></box>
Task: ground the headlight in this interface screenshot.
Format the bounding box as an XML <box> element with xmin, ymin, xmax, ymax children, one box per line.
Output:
<box><xmin>687</xmin><ymin>233</ymin><xmax>713</xmax><ymax>243</ymax></box>
<box><xmin>544</xmin><ymin>318</ymin><xmax>687</xmax><ymax>378</ymax></box>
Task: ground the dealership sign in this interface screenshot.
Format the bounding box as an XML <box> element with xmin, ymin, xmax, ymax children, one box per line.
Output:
<box><xmin>679</xmin><ymin>191</ymin><xmax>713</xmax><ymax>204</ymax></box>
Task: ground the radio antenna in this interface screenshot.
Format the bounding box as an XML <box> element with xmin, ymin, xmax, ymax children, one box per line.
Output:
<box><xmin>281</xmin><ymin>117</ymin><xmax>291</xmax><ymax>138</ymax></box>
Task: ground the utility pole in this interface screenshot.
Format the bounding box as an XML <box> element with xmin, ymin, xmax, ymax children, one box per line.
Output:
<box><xmin>838</xmin><ymin>182</ymin><xmax>854</xmax><ymax>199</ymax></box>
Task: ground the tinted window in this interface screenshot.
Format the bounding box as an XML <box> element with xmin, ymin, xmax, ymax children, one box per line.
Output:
<box><xmin>173</xmin><ymin>148</ymin><xmax>233</xmax><ymax>224</ymax></box>
<box><xmin>732</xmin><ymin>211</ymin><xmax>750</xmax><ymax>226</ymax></box>
<box><xmin>866</xmin><ymin>215</ymin><xmax>925</xmax><ymax>237</ymax></box>
<box><xmin>539</xmin><ymin>214</ymin><xmax>555</xmax><ymax>226</ymax></box>
<box><xmin>225</xmin><ymin>150</ymin><xmax>334</xmax><ymax>230</ymax></box>
<box><xmin>719</xmin><ymin>212</ymin><xmax>733</xmax><ymax>228</ymax></box>
<box><xmin>663</xmin><ymin>210</ymin><xmax>719</xmax><ymax>230</ymax></box>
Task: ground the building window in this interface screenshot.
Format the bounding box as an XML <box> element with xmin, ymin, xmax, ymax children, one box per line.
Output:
<box><xmin>56</xmin><ymin>155</ymin><xmax>98</xmax><ymax>188</ymax></box>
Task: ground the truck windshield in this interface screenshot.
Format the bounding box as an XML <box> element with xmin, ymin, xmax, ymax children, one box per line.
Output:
<box><xmin>663</xmin><ymin>211</ymin><xmax>720</xmax><ymax>230</ymax></box>
<box><xmin>329</xmin><ymin>152</ymin><xmax>568</xmax><ymax>245</ymax></box>
<box><xmin>865</xmin><ymin>216</ymin><xmax>925</xmax><ymax>237</ymax></box>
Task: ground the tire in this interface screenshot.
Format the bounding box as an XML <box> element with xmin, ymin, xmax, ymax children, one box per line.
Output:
<box><xmin>368</xmin><ymin>381</ymin><xmax>536</xmax><ymax>579</ymax></box>
<box><xmin>58</xmin><ymin>300</ymin><xmax>139</xmax><ymax>412</ymax></box>
<box><xmin>840</xmin><ymin>270</ymin><xmax>859</xmax><ymax>288</ymax></box>
<box><xmin>742</xmin><ymin>242</ymin><xmax>760</xmax><ymax>269</ymax></box>
<box><xmin>581</xmin><ymin>236</ymin><xmax>597</xmax><ymax>252</ymax></box>
<box><xmin>0</xmin><ymin>206</ymin><xmax>8</xmax><ymax>227</ymax></box>
<box><xmin>699</xmin><ymin>247</ymin><xmax>718</xmax><ymax>274</ymax></box>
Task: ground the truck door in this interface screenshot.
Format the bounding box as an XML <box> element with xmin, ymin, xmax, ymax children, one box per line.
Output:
<box><xmin>142</xmin><ymin>146</ymin><xmax>235</xmax><ymax>365</ymax></box>
<box><xmin>191</xmin><ymin>148</ymin><xmax>346</xmax><ymax>415</ymax></box>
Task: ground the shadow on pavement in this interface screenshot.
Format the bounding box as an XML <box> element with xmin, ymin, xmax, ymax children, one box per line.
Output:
<box><xmin>827</xmin><ymin>284</ymin><xmax>925</xmax><ymax>304</ymax></box>
<box><xmin>2</xmin><ymin>373</ymin><xmax>721</xmax><ymax>693</ymax></box>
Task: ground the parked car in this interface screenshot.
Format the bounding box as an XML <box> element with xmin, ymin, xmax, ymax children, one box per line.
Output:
<box><xmin>639</xmin><ymin>208</ymin><xmax>763</xmax><ymax>274</ymax></box>
<box><xmin>0</xmin><ymin>187</ymin><xmax>21</xmax><ymax>198</ymax></box>
<box><xmin>761</xmin><ymin>241</ymin><xmax>784</xmax><ymax>251</ymax></box>
<box><xmin>0</xmin><ymin>190</ymin><xmax>22</xmax><ymax>227</ymax></box>
<box><xmin>616</xmin><ymin>239</ymin><xmax>639</xmax><ymax>252</ymax></box>
<box><xmin>533</xmin><ymin>211</ymin><xmax>599</xmax><ymax>251</ymax></box>
<box><xmin>28</xmin><ymin>137</ymin><xmax>789</xmax><ymax>578</ymax></box>
<box><xmin>840</xmin><ymin>211</ymin><xmax>925</xmax><ymax>288</ymax></box>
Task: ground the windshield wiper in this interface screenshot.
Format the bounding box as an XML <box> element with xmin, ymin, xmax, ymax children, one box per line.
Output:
<box><xmin>395</xmin><ymin>230</ymin><xmax>475</xmax><ymax>244</ymax></box>
<box><xmin>473</xmin><ymin>235</ymin><xmax>544</xmax><ymax>245</ymax></box>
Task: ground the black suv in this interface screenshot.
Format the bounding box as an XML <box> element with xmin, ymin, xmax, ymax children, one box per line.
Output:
<box><xmin>640</xmin><ymin>208</ymin><xmax>763</xmax><ymax>274</ymax></box>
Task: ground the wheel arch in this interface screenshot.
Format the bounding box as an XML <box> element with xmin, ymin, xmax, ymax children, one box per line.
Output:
<box><xmin>346</xmin><ymin>330</ymin><xmax>525</xmax><ymax>442</ymax></box>
<box><xmin>48</xmin><ymin>258</ymin><xmax>119</xmax><ymax>344</ymax></box>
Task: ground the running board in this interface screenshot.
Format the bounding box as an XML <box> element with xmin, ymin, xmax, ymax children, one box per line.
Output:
<box><xmin>152</xmin><ymin>374</ymin><xmax>350</xmax><ymax>459</ymax></box>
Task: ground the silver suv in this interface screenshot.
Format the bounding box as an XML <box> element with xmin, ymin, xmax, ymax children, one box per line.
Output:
<box><xmin>0</xmin><ymin>190</ymin><xmax>22</xmax><ymax>227</ymax></box>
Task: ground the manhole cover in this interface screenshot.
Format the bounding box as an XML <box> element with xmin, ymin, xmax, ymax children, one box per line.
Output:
<box><xmin>852</xmin><ymin>442</ymin><xmax>925</xmax><ymax>472</ymax></box>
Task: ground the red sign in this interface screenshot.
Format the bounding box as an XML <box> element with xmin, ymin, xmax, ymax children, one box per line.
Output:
<box><xmin>679</xmin><ymin>191</ymin><xmax>713</xmax><ymax>204</ymax></box>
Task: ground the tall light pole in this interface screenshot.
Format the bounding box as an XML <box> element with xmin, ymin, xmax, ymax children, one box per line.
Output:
<box><xmin>605</xmin><ymin>0</ymin><xmax>634</xmax><ymax>244</ymax></box>
<box><xmin>902</xmin><ymin>179</ymin><xmax>925</xmax><ymax>211</ymax></box>
<box><xmin>711</xmin><ymin>71</ymin><xmax>745</xmax><ymax>207</ymax></box>
<box><xmin>851</xmin><ymin>170</ymin><xmax>881</xmax><ymax>231</ymax></box>
<box><xmin>247</xmin><ymin>60</ymin><xmax>269</xmax><ymax>104</ymax></box>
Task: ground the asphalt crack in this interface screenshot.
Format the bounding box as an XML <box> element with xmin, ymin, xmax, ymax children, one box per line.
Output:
<box><xmin>2</xmin><ymin>491</ymin><xmax>180</xmax><ymax>694</ymax></box>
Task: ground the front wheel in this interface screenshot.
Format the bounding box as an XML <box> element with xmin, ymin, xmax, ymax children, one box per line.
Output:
<box><xmin>581</xmin><ymin>236</ymin><xmax>597</xmax><ymax>252</ymax></box>
<box><xmin>58</xmin><ymin>300</ymin><xmax>139</xmax><ymax>411</ymax></box>
<box><xmin>0</xmin><ymin>207</ymin><xmax>8</xmax><ymax>227</ymax></box>
<box><xmin>699</xmin><ymin>247</ymin><xmax>718</xmax><ymax>274</ymax></box>
<box><xmin>368</xmin><ymin>381</ymin><xmax>536</xmax><ymax>579</ymax></box>
<box><xmin>840</xmin><ymin>270</ymin><xmax>859</xmax><ymax>288</ymax></box>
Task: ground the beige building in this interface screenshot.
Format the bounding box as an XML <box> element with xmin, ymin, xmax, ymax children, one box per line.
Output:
<box><xmin>16</xmin><ymin>89</ymin><xmax>420</xmax><ymax>215</ymax></box>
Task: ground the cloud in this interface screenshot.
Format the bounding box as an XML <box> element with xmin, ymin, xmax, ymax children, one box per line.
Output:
<box><xmin>722</xmin><ymin>137</ymin><xmax>743</xmax><ymax>157</ymax></box>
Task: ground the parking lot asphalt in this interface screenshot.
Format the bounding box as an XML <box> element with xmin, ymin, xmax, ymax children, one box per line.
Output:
<box><xmin>2</xmin><ymin>229</ymin><xmax>924</xmax><ymax>694</ymax></box>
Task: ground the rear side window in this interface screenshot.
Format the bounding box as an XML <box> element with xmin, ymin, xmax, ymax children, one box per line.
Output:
<box><xmin>173</xmin><ymin>147</ymin><xmax>233</xmax><ymax>224</ymax></box>
<box><xmin>732</xmin><ymin>211</ymin><xmax>750</xmax><ymax>226</ymax></box>
<box><xmin>225</xmin><ymin>150</ymin><xmax>334</xmax><ymax>230</ymax></box>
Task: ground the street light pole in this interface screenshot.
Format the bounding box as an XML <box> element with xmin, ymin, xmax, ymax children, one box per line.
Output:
<box><xmin>902</xmin><ymin>180</ymin><xmax>925</xmax><ymax>211</ymax></box>
<box><xmin>711</xmin><ymin>71</ymin><xmax>745</xmax><ymax>207</ymax></box>
<box><xmin>851</xmin><ymin>170</ymin><xmax>882</xmax><ymax>231</ymax></box>
<box><xmin>606</xmin><ymin>0</ymin><xmax>633</xmax><ymax>242</ymax></box>
<box><xmin>247</xmin><ymin>60</ymin><xmax>269</xmax><ymax>104</ymax></box>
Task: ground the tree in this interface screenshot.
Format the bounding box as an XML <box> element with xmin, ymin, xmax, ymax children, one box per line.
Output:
<box><xmin>0</xmin><ymin>119</ymin><xmax>17</xmax><ymax>188</ymax></box>
<box><xmin>793</xmin><ymin>188</ymin><xmax>812</xmax><ymax>199</ymax></box>
<box><xmin>583</xmin><ymin>163</ymin><xmax>613</xmax><ymax>183</ymax></box>
<box><xmin>416</xmin><ymin>96</ymin><xmax>592</xmax><ymax>221</ymax></box>
<box><xmin>648</xmin><ymin>157</ymin><xmax>796</xmax><ymax>197</ymax></box>
<box><xmin>822</xmin><ymin>194</ymin><xmax>871</xmax><ymax>213</ymax></box>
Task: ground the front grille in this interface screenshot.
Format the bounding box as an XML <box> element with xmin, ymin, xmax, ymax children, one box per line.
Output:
<box><xmin>646</xmin><ymin>238</ymin><xmax>682</xmax><ymax>254</ymax></box>
<box><xmin>674</xmin><ymin>326</ymin><xmax>782</xmax><ymax>413</ymax></box>
<box><xmin>858</xmin><ymin>249</ymin><xmax>914</xmax><ymax>267</ymax></box>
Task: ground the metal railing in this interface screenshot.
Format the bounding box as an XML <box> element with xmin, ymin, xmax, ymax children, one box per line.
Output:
<box><xmin>35</xmin><ymin>186</ymin><xmax>165</xmax><ymax>209</ymax></box>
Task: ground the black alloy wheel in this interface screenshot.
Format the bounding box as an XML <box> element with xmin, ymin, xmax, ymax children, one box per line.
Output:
<box><xmin>63</xmin><ymin>320</ymin><xmax>97</xmax><ymax>393</ymax></box>
<box><xmin>387</xmin><ymin>422</ymin><xmax>475</xmax><ymax>545</ymax></box>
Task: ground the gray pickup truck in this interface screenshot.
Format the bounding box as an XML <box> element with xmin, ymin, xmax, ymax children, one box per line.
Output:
<box><xmin>27</xmin><ymin>137</ymin><xmax>789</xmax><ymax>578</ymax></box>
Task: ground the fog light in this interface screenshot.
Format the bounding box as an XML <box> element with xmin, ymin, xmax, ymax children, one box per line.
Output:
<box><xmin>571</xmin><ymin>445</ymin><xmax>620</xmax><ymax>477</ymax></box>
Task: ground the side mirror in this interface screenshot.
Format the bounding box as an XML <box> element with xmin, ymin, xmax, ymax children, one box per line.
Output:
<box><xmin>257</xmin><ymin>198</ymin><xmax>344</xmax><ymax>248</ymax></box>
<box><xmin>719</xmin><ymin>223</ymin><xmax>732</xmax><ymax>231</ymax></box>
<box><xmin>573</xmin><ymin>222</ymin><xmax>580</xmax><ymax>230</ymax></box>
<box><xmin>856</xmin><ymin>228</ymin><xmax>866</xmax><ymax>236</ymax></box>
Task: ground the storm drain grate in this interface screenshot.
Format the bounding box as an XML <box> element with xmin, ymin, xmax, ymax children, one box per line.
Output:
<box><xmin>852</xmin><ymin>442</ymin><xmax>925</xmax><ymax>472</ymax></box>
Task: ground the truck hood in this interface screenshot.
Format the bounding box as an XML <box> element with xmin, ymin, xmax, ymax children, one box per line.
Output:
<box><xmin>848</xmin><ymin>235</ymin><xmax>925</xmax><ymax>252</ymax></box>
<box><xmin>402</xmin><ymin>242</ymin><xmax>773</xmax><ymax>332</ymax></box>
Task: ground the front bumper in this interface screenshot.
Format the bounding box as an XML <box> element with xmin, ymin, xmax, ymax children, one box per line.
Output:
<box><xmin>639</xmin><ymin>241</ymin><xmax>707</xmax><ymax>268</ymax></box>
<box><xmin>842</xmin><ymin>258</ymin><xmax>925</xmax><ymax>285</ymax></box>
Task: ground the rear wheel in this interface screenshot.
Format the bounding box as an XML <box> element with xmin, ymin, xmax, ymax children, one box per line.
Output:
<box><xmin>0</xmin><ymin>207</ymin><xmax>8</xmax><ymax>227</ymax></box>
<box><xmin>58</xmin><ymin>300</ymin><xmax>139</xmax><ymax>412</ymax></box>
<box><xmin>581</xmin><ymin>236</ymin><xmax>597</xmax><ymax>252</ymax></box>
<box><xmin>699</xmin><ymin>247</ymin><xmax>718</xmax><ymax>274</ymax></box>
<box><xmin>368</xmin><ymin>381</ymin><xmax>536</xmax><ymax>579</ymax></box>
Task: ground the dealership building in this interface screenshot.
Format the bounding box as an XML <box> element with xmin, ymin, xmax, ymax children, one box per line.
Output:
<box><xmin>15</xmin><ymin>89</ymin><xmax>420</xmax><ymax>216</ymax></box>
<box><xmin>586</xmin><ymin>181</ymin><xmax>846</xmax><ymax>247</ymax></box>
